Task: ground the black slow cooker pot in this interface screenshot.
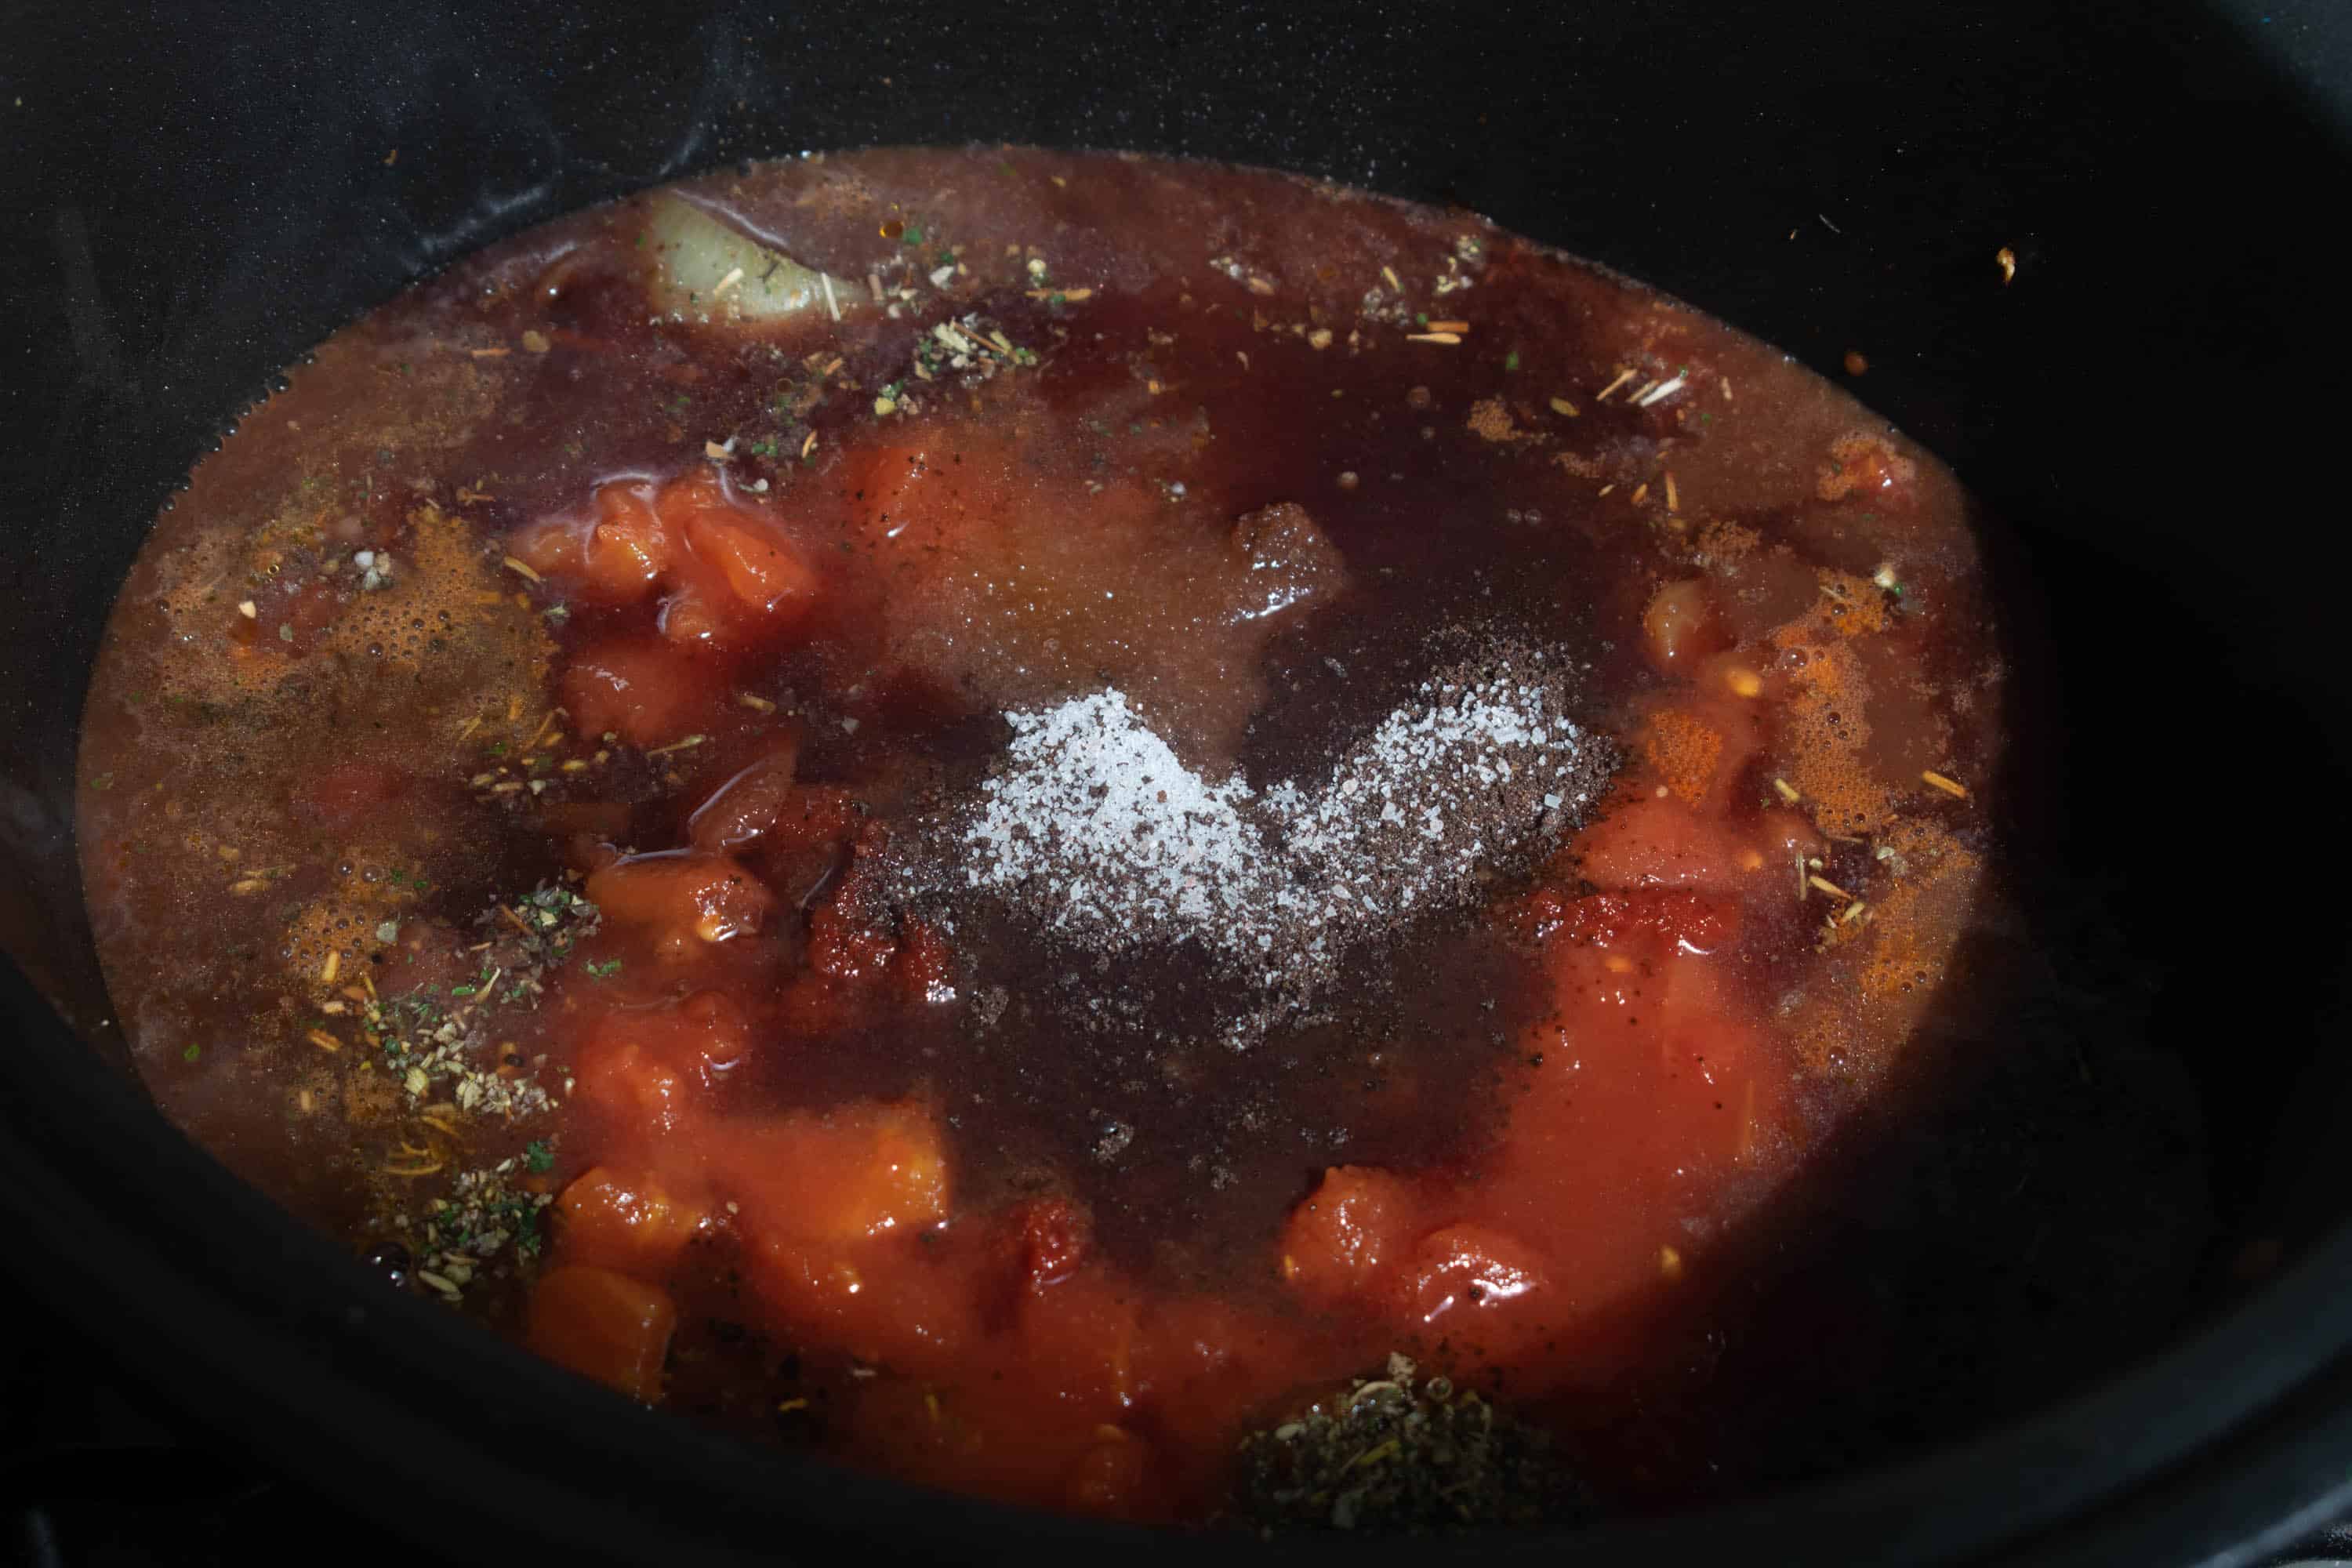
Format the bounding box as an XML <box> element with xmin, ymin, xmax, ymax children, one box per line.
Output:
<box><xmin>6</xmin><ymin>2</ymin><xmax>2352</xmax><ymax>1562</ymax></box>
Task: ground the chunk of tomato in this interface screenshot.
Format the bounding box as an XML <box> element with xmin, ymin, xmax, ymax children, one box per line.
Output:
<box><xmin>560</xmin><ymin>636</ymin><xmax>726</xmax><ymax>750</ymax></box>
<box><xmin>584</xmin><ymin>849</ymin><xmax>774</xmax><ymax>956</ymax></box>
<box><xmin>741</xmin><ymin>1232</ymin><xmax>976</xmax><ymax>1377</ymax></box>
<box><xmin>1396</xmin><ymin>1224</ymin><xmax>1555</xmax><ymax>1366</ymax></box>
<box><xmin>557</xmin><ymin>1166</ymin><xmax>710</xmax><ymax>1277</ymax></box>
<box><xmin>571</xmin><ymin>989</ymin><xmax>751</xmax><ymax>1137</ymax></box>
<box><xmin>1279</xmin><ymin>1165</ymin><xmax>1424</xmax><ymax>1308</ymax></box>
<box><xmin>510</xmin><ymin>478</ymin><xmax>674</xmax><ymax>604</ymax></box>
<box><xmin>524</xmin><ymin>1265</ymin><xmax>677</xmax><ymax>1403</ymax></box>
<box><xmin>714</xmin><ymin>1099</ymin><xmax>949</xmax><ymax>1243</ymax></box>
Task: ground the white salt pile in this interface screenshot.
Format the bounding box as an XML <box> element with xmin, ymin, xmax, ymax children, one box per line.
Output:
<box><xmin>953</xmin><ymin>646</ymin><xmax>1610</xmax><ymax>996</ymax></box>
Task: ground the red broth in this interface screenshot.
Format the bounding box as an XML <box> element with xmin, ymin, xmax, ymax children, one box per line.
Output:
<box><xmin>78</xmin><ymin>148</ymin><xmax>2005</xmax><ymax>1524</ymax></box>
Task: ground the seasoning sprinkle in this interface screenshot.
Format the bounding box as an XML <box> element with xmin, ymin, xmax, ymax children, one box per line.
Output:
<box><xmin>1594</xmin><ymin>368</ymin><xmax>1635</xmax><ymax>401</ymax></box>
<box><xmin>1635</xmin><ymin>374</ymin><xmax>1686</xmax><ymax>408</ymax></box>
<box><xmin>1548</xmin><ymin>397</ymin><xmax>1578</xmax><ymax>417</ymax></box>
<box><xmin>940</xmin><ymin>651</ymin><xmax>1610</xmax><ymax>1011</ymax></box>
<box><xmin>1922</xmin><ymin>770</ymin><xmax>1969</xmax><ymax>799</ymax></box>
<box><xmin>1405</xmin><ymin>332</ymin><xmax>1462</xmax><ymax>345</ymax></box>
<box><xmin>1807</xmin><ymin>873</ymin><xmax>1851</xmax><ymax>900</ymax></box>
<box><xmin>1771</xmin><ymin>777</ymin><xmax>1802</xmax><ymax>804</ymax></box>
<box><xmin>500</xmin><ymin>556</ymin><xmax>542</xmax><ymax>583</ymax></box>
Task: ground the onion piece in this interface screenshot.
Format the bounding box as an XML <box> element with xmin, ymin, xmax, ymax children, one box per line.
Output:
<box><xmin>643</xmin><ymin>194</ymin><xmax>861</xmax><ymax>323</ymax></box>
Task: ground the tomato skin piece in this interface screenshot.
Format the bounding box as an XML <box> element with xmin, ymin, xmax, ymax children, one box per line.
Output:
<box><xmin>686</xmin><ymin>743</ymin><xmax>803</xmax><ymax>849</ymax></box>
<box><xmin>524</xmin><ymin>1265</ymin><xmax>678</xmax><ymax>1403</ymax></box>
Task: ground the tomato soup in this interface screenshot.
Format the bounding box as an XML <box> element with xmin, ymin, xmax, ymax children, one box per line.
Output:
<box><xmin>78</xmin><ymin>148</ymin><xmax>2004</xmax><ymax>1527</ymax></box>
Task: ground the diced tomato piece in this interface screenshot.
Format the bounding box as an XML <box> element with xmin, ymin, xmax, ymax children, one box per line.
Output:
<box><xmin>557</xmin><ymin>1166</ymin><xmax>710</xmax><ymax>1276</ymax></box>
<box><xmin>512</xmin><ymin>480</ymin><xmax>675</xmax><ymax>604</ymax></box>
<box><xmin>290</xmin><ymin>761</ymin><xmax>407</xmax><ymax>833</ymax></box>
<box><xmin>585</xmin><ymin>850</ymin><xmax>773</xmax><ymax>956</ymax></box>
<box><xmin>1279</xmin><ymin>1166</ymin><xmax>1424</xmax><ymax>1308</ymax></box>
<box><xmin>652</xmin><ymin>472</ymin><xmax>820</xmax><ymax>641</ymax></box>
<box><xmin>655</xmin><ymin>564</ymin><xmax>742</xmax><ymax>648</ymax></box>
<box><xmin>742</xmin><ymin>1232</ymin><xmax>977</xmax><ymax>1376</ymax></box>
<box><xmin>716</xmin><ymin>1099</ymin><xmax>949</xmax><ymax>1243</ymax></box>
<box><xmin>524</xmin><ymin>1265</ymin><xmax>677</xmax><ymax>1402</ymax></box>
<box><xmin>685</xmin><ymin>509</ymin><xmax>818</xmax><ymax>615</ymax></box>
<box><xmin>686</xmin><ymin>742</ymin><xmax>802</xmax><ymax>850</ymax></box>
<box><xmin>581</xmin><ymin>479</ymin><xmax>673</xmax><ymax>600</ymax></box>
<box><xmin>1396</xmin><ymin>1225</ymin><xmax>1554</xmax><ymax>1365</ymax></box>
<box><xmin>571</xmin><ymin>989</ymin><xmax>751</xmax><ymax>1136</ymax></box>
<box><xmin>560</xmin><ymin>636</ymin><xmax>726</xmax><ymax>750</ymax></box>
